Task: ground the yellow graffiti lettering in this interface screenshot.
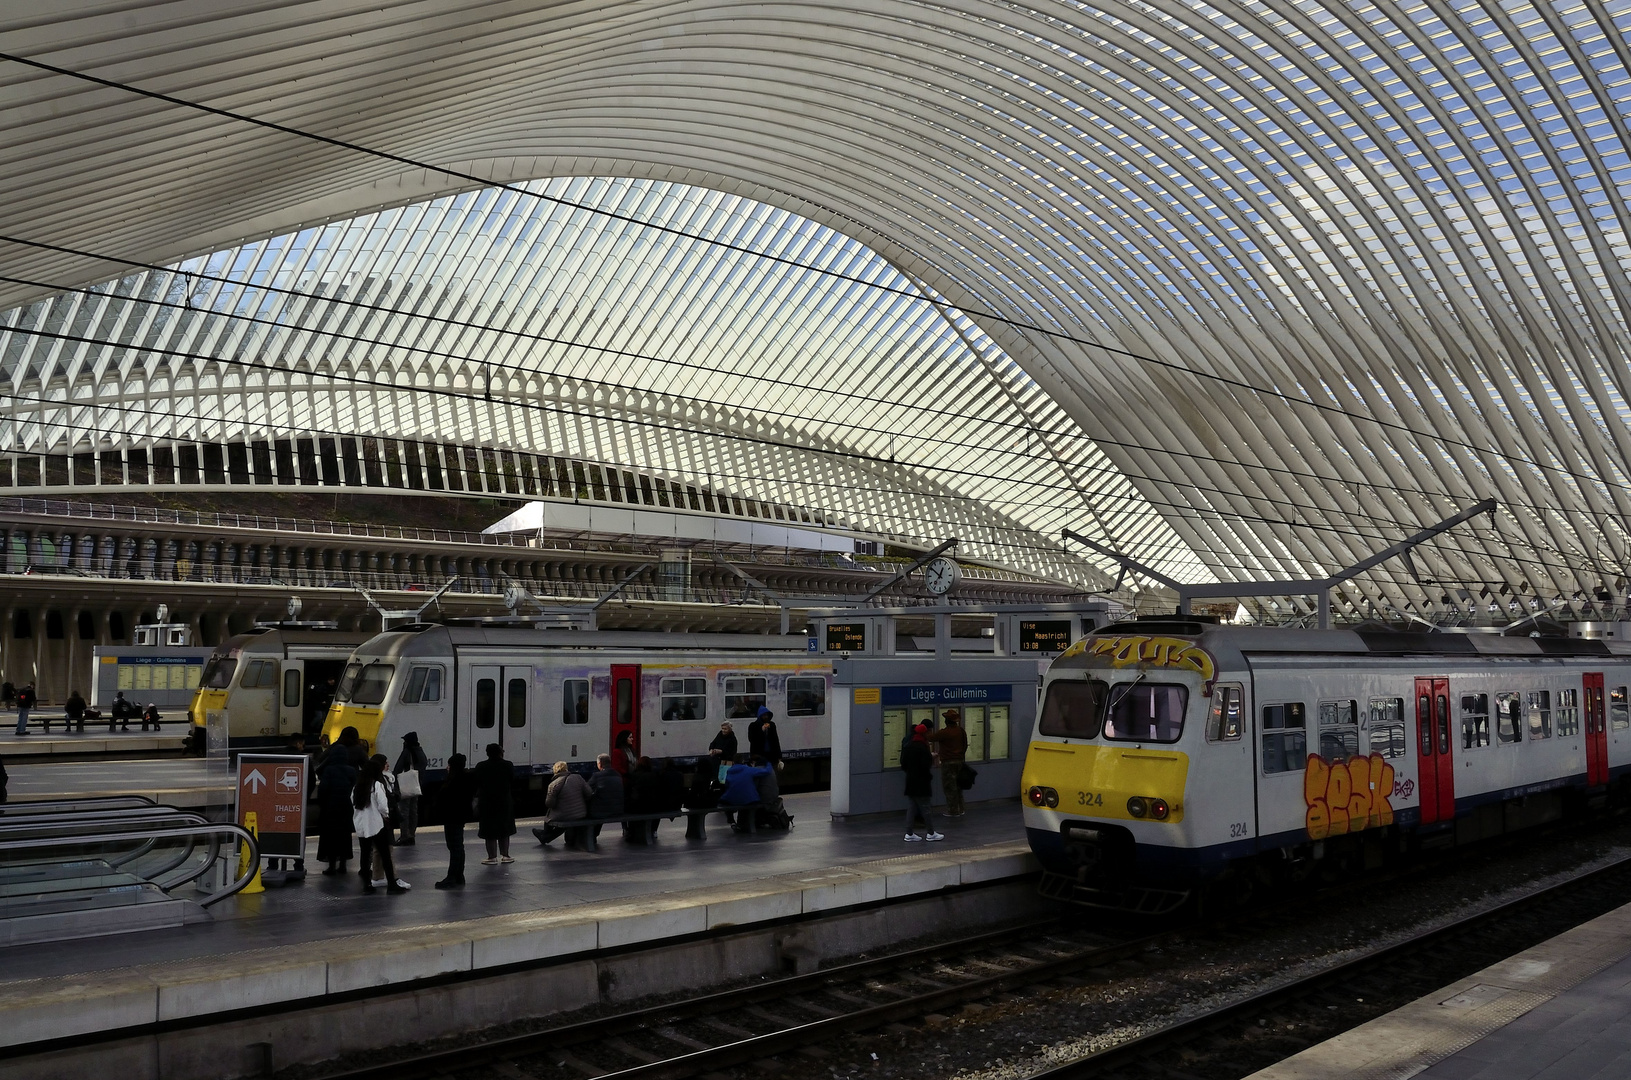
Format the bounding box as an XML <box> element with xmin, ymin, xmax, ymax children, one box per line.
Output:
<box><xmin>1303</xmin><ymin>751</ymin><xmax>1395</xmax><ymax>841</ymax></box>
<box><xmin>1082</xmin><ymin>635</ymin><xmax>1217</xmax><ymax>683</ymax></box>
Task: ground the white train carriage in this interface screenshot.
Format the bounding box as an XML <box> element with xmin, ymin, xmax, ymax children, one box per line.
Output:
<box><xmin>1021</xmin><ymin>619</ymin><xmax>1631</xmax><ymax>912</ymax></box>
<box><xmin>320</xmin><ymin>624</ymin><xmax>831</xmax><ymax>784</ymax></box>
<box><xmin>189</xmin><ymin>626</ymin><xmax>370</xmax><ymax>747</ymax></box>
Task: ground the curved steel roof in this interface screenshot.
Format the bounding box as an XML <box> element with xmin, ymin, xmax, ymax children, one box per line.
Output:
<box><xmin>1</xmin><ymin>0</ymin><xmax>1629</xmax><ymax>619</ymax></box>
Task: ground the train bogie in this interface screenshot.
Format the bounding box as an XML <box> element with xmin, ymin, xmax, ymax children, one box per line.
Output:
<box><xmin>1023</xmin><ymin>620</ymin><xmax>1631</xmax><ymax>912</ymax></box>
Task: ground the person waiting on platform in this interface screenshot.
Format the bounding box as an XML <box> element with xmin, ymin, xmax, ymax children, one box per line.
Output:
<box><xmin>587</xmin><ymin>753</ymin><xmax>624</xmax><ymax>840</ymax></box>
<box><xmin>353</xmin><ymin>754</ymin><xmax>410</xmax><ymax>894</ymax></box>
<box><xmin>931</xmin><ymin>709</ymin><xmax>969</xmax><ymax>817</ymax></box>
<box><xmin>748</xmin><ymin>707</ymin><xmax>783</xmax><ymax>771</ymax></box>
<box><xmin>611</xmin><ymin>730</ymin><xmax>638</xmax><ymax>777</ymax></box>
<box><xmin>110</xmin><ymin>691</ymin><xmax>135</xmax><ymax>730</ymax></box>
<box><xmin>317</xmin><ymin>739</ymin><xmax>359</xmax><ymax>876</ymax></box>
<box><xmin>12</xmin><ymin>682</ymin><xmax>35</xmax><ymax>737</ymax></box>
<box><xmin>708</xmin><ymin>722</ymin><xmax>738</xmax><ymax>779</ymax></box>
<box><xmin>56</xmin><ymin>689</ymin><xmax>86</xmax><ymax>732</ymax></box>
<box><xmin>474</xmin><ymin>742</ymin><xmax>516</xmax><ymax>864</ymax></box>
<box><xmin>535</xmin><ymin>760</ymin><xmax>591</xmax><ymax>848</ymax></box>
<box><xmin>901</xmin><ymin>725</ymin><xmax>944</xmax><ymax>842</ymax></box>
<box><xmin>141</xmin><ymin>702</ymin><xmax>162</xmax><ymax>731</ymax></box>
<box><xmin>392</xmin><ymin>731</ymin><xmax>428</xmax><ymax>846</ymax></box>
<box><xmin>719</xmin><ymin>756</ymin><xmax>772</xmax><ymax>832</ymax></box>
<box><xmin>435</xmin><ymin>753</ymin><xmax>476</xmax><ymax>889</ymax></box>
<box><xmin>625</xmin><ymin>756</ymin><xmax>659</xmax><ymax>844</ymax></box>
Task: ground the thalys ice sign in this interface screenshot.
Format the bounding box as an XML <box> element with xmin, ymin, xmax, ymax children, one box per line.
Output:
<box><xmin>1062</xmin><ymin>634</ymin><xmax>1217</xmax><ymax>684</ymax></box>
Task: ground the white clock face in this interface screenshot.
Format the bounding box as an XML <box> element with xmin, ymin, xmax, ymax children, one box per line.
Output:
<box><xmin>925</xmin><ymin>557</ymin><xmax>960</xmax><ymax>595</ymax></box>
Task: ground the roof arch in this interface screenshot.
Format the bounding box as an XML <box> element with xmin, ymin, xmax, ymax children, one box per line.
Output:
<box><xmin>0</xmin><ymin>0</ymin><xmax>1629</xmax><ymax>619</ymax></box>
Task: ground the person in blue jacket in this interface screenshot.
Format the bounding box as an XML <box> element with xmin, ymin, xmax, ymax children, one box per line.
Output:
<box><xmin>719</xmin><ymin>758</ymin><xmax>771</xmax><ymax>832</ymax></box>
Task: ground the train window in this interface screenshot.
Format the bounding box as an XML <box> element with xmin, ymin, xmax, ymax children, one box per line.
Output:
<box><xmin>422</xmin><ymin>667</ymin><xmax>442</xmax><ymax>703</ymax></box>
<box><xmin>1206</xmin><ymin>685</ymin><xmax>1243</xmax><ymax>742</ymax></box>
<box><xmin>1460</xmin><ymin>694</ymin><xmax>1491</xmax><ymax>749</ymax></box>
<box><xmin>240</xmin><ymin>660</ymin><xmax>271</xmax><ymax>688</ymax></box>
<box><xmin>1038</xmin><ymin>679</ymin><xmax>1106</xmax><ymax>739</ymax></box>
<box><xmin>507</xmin><ymin>678</ymin><xmax>527</xmax><ymax>727</ymax></box>
<box><xmin>1418</xmin><ymin>694</ymin><xmax>1432</xmax><ymax>755</ymax></box>
<box><xmin>349</xmin><ymin>664</ymin><xmax>394</xmax><ymax>706</ymax></box>
<box><xmin>201</xmin><ymin>655</ymin><xmax>238</xmax><ymax>690</ymax></box>
<box><xmin>1318</xmin><ymin>700</ymin><xmax>1360</xmax><ymax>760</ymax></box>
<box><xmin>1260</xmin><ymin>703</ymin><xmax>1307</xmax><ymax>775</ymax></box>
<box><xmin>1556</xmin><ymin>688</ymin><xmax>1581</xmax><ymax>737</ymax></box>
<box><xmin>660</xmin><ymin>678</ymin><xmax>707</xmax><ymax>721</ymax></box>
<box><xmin>475</xmin><ymin>678</ymin><xmax>496</xmax><ymax>728</ymax></box>
<box><xmin>283</xmin><ymin>669</ymin><xmax>300</xmax><ymax>709</ymax></box>
<box><xmin>1103</xmin><ymin>683</ymin><xmax>1187</xmax><ymax>744</ymax></box>
<box><xmin>987</xmin><ymin>703</ymin><xmax>1010</xmax><ymax>760</ymax></box>
<box><xmin>724</xmin><ymin>676</ymin><xmax>767</xmax><ymax>718</ymax></box>
<box><xmin>402</xmin><ymin>666</ymin><xmax>445</xmax><ymax>704</ymax></box>
<box><xmin>615</xmin><ymin>678</ymin><xmax>634</xmax><ymax>725</ymax></box>
<box><xmin>1527</xmin><ymin>690</ymin><xmax>1551</xmax><ymax>739</ymax></box>
<box><xmin>1368</xmin><ymin>698</ymin><xmax>1406</xmax><ymax>758</ymax></box>
<box><xmin>786</xmin><ymin>677</ymin><xmax>827</xmax><ymax>717</ymax></box>
<box><xmin>1495</xmin><ymin>691</ymin><xmax>1523</xmax><ymax>745</ymax></box>
<box><xmin>1612</xmin><ymin>687</ymin><xmax>1629</xmax><ymax>731</ymax></box>
<box><xmin>562</xmin><ymin>679</ymin><xmax>589</xmax><ymax>725</ymax></box>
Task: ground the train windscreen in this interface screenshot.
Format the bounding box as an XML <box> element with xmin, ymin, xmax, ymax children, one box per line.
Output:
<box><xmin>1038</xmin><ymin>679</ymin><xmax>1107</xmax><ymax>739</ymax></box>
<box><xmin>1103</xmin><ymin>684</ymin><xmax>1188</xmax><ymax>743</ymax></box>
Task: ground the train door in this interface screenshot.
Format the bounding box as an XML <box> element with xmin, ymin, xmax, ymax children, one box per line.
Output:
<box><xmin>610</xmin><ymin>663</ymin><xmax>640</xmax><ymax>756</ymax></box>
<box><xmin>1584</xmin><ymin>673</ymin><xmax>1608</xmax><ymax>786</ymax></box>
<box><xmin>469</xmin><ymin>665</ymin><xmax>531</xmax><ymax>762</ymax></box>
<box><xmin>1414</xmin><ymin>677</ymin><xmax>1455</xmax><ymax>823</ymax></box>
<box><xmin>278</xmin><ymin>659</ymin><xmax>303</xmax><ymax>736</ymax></box>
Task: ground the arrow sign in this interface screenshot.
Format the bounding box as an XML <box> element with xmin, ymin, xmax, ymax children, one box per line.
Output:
<box><xmin>235</xmin><ymin>755</ymin><xmax>308</xmax><ymax>859</ymax></box>
<box><xmin>242</xmin><ymin>768</ymin><xmax>267</xmax><ymax>793</ymax></box>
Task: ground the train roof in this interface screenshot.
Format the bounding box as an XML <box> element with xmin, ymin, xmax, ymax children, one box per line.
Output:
<box><xmin>215</xmin><ymin>626</ymin><xmax>372</xmax><ymax>653</ymax></box>
<box><xmin>350</xmin><ymin>624</ymin><xmax>811</xmax><ymax>660</ymax></box>
<box><xmin>1051</xmin><ymin>618</ymin><xmax>1631</xmax><ymax>675</ymax></box>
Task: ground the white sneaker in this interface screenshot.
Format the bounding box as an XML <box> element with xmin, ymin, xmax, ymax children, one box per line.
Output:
<box><xmin>904</xmin><ymin>832</ymin><xmax>923</xmax><ymax>841</ymax></box>
<box><xmin>392</xmin><ymin>879</ymin><xmax>412</xmax><ymax>891</ymax></box>
<box><xmin>925</xmin><ymin>832</ymin><xmax>946</xmax><ymax>841</ymax></box>
<box><xmin>370</xmin><ymin>878</ymin><xmax>387</xmax><ymax>887</ymax></box>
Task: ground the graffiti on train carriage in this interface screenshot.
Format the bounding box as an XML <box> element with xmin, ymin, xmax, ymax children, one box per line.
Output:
<box><xmin>1303</xmin><ymin>752</ymin><xmax>1396</xmax><ymax>841</ymax></box>
<box><xmin>1063</xmin><ymin>634</ymin><xmax>1217</xmax><ymax>684</ymax></box>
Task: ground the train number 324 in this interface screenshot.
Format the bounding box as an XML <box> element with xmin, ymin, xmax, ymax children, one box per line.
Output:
<box><xmin>1076</xmin><ymin>791</ymin><xmax>1104</xmax><ymax>807</ymax></box>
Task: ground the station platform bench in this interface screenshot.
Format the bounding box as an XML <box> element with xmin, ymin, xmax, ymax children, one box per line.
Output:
<box><xmin>533</xmin><ymin>801</ymin><xmax>774</xmax><ymax>850</ymax></box>
<box><xmin>1245</xmin><ymin>891</ymin><xmax>1631</xmax><ymax>1080</ymax></box>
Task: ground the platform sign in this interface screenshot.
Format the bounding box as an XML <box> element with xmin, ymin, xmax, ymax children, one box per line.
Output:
<box><xmin>825</xmin><ymin>622</ymin><xmax>867</xmax><ymax>653</ymax></box>
<box><xmin>1019</xmin><ymin>619</ymin><xmax>1073</xmax><ymax>654</ymax></box>
<box><xmin>235</xmin><ymin>754</ymin><xmax>307</xmax><ymax>857</ymax></box>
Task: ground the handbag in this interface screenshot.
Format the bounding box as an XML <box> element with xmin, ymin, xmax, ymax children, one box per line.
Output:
<box><xmin>957</xmin><ymin>764</ymin><xmax>978</xmax><ymax>790</ymax></box>
<box><xmin>397</xmin><ymin>769</ymin><xmax>422</xmax><ymax>797</ymax></box>
<box><xmin>717</xmin><ymin>762</ymin><xmax>731</xmax><ymax>783</ymax></box>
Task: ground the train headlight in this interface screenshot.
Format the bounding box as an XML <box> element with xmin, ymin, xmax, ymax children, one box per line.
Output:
<box><xmin>1044</xmin><ymin>788</ymin><xmax>1059</xmax><ymax>808</ymax></box>
<box><xmin>1027</xmin><ymin>786</ymin><xmax>1059</xmax><ymax>808</ymax></box>
<box><xmin>1126</xmin><ymin>796</ymin><xmax>1148</xmax><ymax>818</ymax></box>
<box><xmin>1149</xmin><ymin>798</ymin><xmax>1170</xmax><ymax>821</ymax></box>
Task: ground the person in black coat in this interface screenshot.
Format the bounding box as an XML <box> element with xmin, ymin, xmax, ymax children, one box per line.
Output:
<box><xmin>473</xmin><ymin>742</ymin><xmax>516</xmax><ymax>864</ymax></box>
<box><xmin>626</xmin><ymin>756</ymin><xmax>663</xmax><ymax>843</ymax></box>
<box><xmin>587</xmin><ymin>753</ymin><xmax>625</xmax><ymax>841</ymax></box>
<box><xmin>316</xmin><ymin>749</ymin><xmax>359</xmax><ymax>874</ymax></box>
<box><xmin>748</xmin><ymin>707</ymin><xmax>783</xmax><ymax>769</ymax></box>
<box><xmin>900</xmin><ymin>725</ymin><xmax>943</xmax><ymax>842</ymax></box>
<box><xmin>393</xmin><ymin>731</ymin><xmax>429</xmax><ymax>845</ymax></box>
<box><xmin>708</xmin><ymin>722</ymin><xmax>738</xmax><ymax>776</ymax></box>
<box><xmin>435</xmin><ymin>753</ymin><xmax>477</xmax><ymax>888</ymax></box>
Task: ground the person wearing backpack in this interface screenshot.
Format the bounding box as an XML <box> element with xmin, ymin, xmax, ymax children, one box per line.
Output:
<box><xmin>13</xmin><ymin>682</ymin><xmax>34</xmax><ymax>736</ymax></box>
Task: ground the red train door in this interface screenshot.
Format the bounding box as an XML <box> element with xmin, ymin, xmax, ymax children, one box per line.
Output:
<box><xmin>609</xmin><ymin>664</ymin><xmax>640</xmax><ymax>757</ymax></box>
<box><xmin>1415</xmin><ymin>677</ymin><xmax>1454</xmax><ymax>823</ymax></box>
<box><xmin>1584</xmin><ymin>673</ymin><xmax>1608</xmax><ymax>786</ymax></box>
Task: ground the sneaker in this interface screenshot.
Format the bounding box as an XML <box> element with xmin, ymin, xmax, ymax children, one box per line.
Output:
<box><xmin>499</xmin><ymin>856</ymin><xmax>515</xmax><ymax>864</ymax></box>
<box><xmin>370</xmin><ymin>877</ymin><xmax>387</xmax><ymax>888</ymax></box>
<box><xmin>481</xmin><ymin>857</ymin><xmax>499</xmax><ymax>865</ymax></box>
<box><xmin>390</xmin><ymin>879</ymin><xmax>411</xmax><ymax>892</ymax></box>
<box><xmin>925</xmin><ymin>832</ymin><xmax>946</xmax><ymax>841</ymax></box>
<box><xmin>904</xmin><ymin>833</ymin><xmax>923</xmax><ymax>842</ymax></box>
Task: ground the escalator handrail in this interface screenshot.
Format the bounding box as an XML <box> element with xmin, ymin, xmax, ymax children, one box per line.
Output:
<box><xmin>0</xmin><ymin>795</ymin><xmax>159</xmax><ymax>816</ymax></box>
<box><xmin>0</xmin><ymin>823</ymin><xmax>260</xmax><ymax>907</ymax></box>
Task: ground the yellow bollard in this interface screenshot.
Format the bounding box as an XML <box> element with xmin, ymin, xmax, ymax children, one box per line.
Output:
<box><xmin>238</xmin><ymin>811</ymin><xmax>264</xmax><ymax>894</ymax></box>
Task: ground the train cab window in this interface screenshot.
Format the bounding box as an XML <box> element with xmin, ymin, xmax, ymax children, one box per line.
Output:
<box><xmin>337</xmin><ymin>662</ymin><xmax>394</xmax><ymax>706</ymax></box>
<box><xmin>1460</xmin><ymin>694</ymin><xmax>1491</xmax><ymax>749</ymax></box>
<box><xmin>1495</xmin><ymin>691</ymin><xmax>1523</xmax><ymax>745</ymax></box>
<box><xmin>562</xmin><ymin>679</ymin><xmax>589</xmax><ymax>725</ymax></box>
<box><xmin>786</xmin><ymin>677</ymin><xmax>827</xmax><ymax>717</ymax></box>
<box><xmin>475</xmin><ymin>678</ymin><xmax>496</xmax><ymax>728</ymax></box>
<box><xmin>1103</xmin><ymin>683</ymin><xmax>1188</xmax><ymax>743</ymax></box>
<box><xmin>507</xmin><ymin>678</ymin><xmax>527</xmax><ymax>727</ymax></box>
<box><xmin>724</xmin><ymin>676</ymin><xmax>767</xmax><ymax>718</ymax></box>
<box><xmin>1368</xmin><ymin>698</ymin><xmax>1406</xmax><ymax>758</ymax></box>
<box><xmin>401</xmin><ymin>666</ymin><xmax>443</xmax><ymax>704</ymax></box>
<box><xmin>1612</xmin><ymin>687</ymin><xmax>1630</xmax><ymax>731</ymax></box>
<box><xmin>201</xmin><ymin>655</ymin><xmax>238</xmax><ymax>690</ymax></box>
<box><xmin>661</xmin><ymin>678</ymin><xmax>707</xmax><ymax>721</ymax></box>
<box><xmin>1038</xmin><ymin>679</ymin><xmax>1106</xmax><ymax>739</ymax></box>
<box><xmin>1556</xmin><ymin>688</ymin><xmax>1581</xmax><ymax>737</ymax></box>
<box><xmin>240</xmin><ymin>660</ymin><xmax>276</xmax><ymax>689</ymax></box>
<box><xmin>1318</xmin><ymin>700</ymin><xmax>1360</xmax><ymax>760</ymax></box>
<box><xmin>1527</xmin><ymin>690</ymin><xmax>1552</xmax><ymax>739</ymax></box>
<box><xmin>1206</xmin><ymin>685</ymin><xmax>1243</xmax><ymax>742</ymax></box>
<box><xmin>1260</xmin><ymin>703</ymin><xmax>1307</xmax><ymax>775</ymax></box>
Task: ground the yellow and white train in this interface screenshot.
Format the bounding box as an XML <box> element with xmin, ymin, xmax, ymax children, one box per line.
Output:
<box><xmin>1022</xmin><ymin>617</ymin><xmax>1631</xmax><ymax>912</ymax></box>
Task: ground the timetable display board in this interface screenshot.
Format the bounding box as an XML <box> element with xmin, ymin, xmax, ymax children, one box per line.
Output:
<box><xmin>1018</xmin><ymin>619</ymin><xmax>1073</xmax><ymax>653</ymax></box>
<box><xmin>825</xmin><ymin>622</ymin><xmax>867</xmax><ymax>652</ymax></box>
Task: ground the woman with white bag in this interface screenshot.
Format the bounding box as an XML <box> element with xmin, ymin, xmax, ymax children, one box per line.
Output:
<box><xmin>393</xmin><ymin>730</ymin><xmax>428</xmax><ymax>845</ymax></box>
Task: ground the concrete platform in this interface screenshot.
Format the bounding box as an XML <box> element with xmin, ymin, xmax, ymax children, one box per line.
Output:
<box><xmin>0</xmin><ymin>727</ymin><xmax>185</xmax><ymax>758</ymax></box>
<box><xmin>0</xmin><ymin>791</ymin><xmax>1036</xmax><ymax>1055</ymax></box>
<box><xmin>1246</xmin><ymin>895</ymin><xmax>1631</xmax><ymax>1080</ymax></box>
<box><xmin>0</xmin><ymin>758</ymin><xmax>234</xmax><ymax>808</ymax></box>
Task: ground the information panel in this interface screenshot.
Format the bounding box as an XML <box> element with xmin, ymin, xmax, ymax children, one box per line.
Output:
<box><xmin>1019</xmin><ymin>619</ymin><xmax>1073</xmax><ymax>653</ymax></box>
<box><xmin>825</xmin><ymin>622</ymin><xmax>867</xmax><ymax>652</ymax></box>
<box><xmin>235</xmin><ymin>754</ymin><xmax>308</xmax><ymax>857</ymax></box>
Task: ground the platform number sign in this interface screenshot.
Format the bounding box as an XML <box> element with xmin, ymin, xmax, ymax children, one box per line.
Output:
<box><xmin>235</xmin><ymin>753</ymin><xmax>308</xmax><ymax>857</ymax></box>
<box><xmin>1019</xmin><ymin>619</ymin><xmax>1073</xmax><ymax>654</ymax></box>
<box><xmin>825</xmin><ymin>622</ymin><xmax>868</xmax><ymax>653</ymax></box>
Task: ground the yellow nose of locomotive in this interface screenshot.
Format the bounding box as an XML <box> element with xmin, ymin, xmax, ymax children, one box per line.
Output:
<box><xmin>1022</xmin><ymin>743</ymin><xmax>1189</xmax><ymax>823</ymax></box>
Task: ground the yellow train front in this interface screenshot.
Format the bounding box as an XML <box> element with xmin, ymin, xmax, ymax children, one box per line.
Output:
<box><xmin>1021</xmin><ymin>620</ymin><xmax>1249</xmax><ymax>914</ymax></box>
